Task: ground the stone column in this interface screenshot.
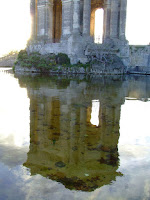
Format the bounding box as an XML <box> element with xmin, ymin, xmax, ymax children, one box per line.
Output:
<box><xmin>110</xmin><ymin>0</ymin><xmax>119</xmax><ymax>39</ymax></box>
<box><xmin>48</xmin><ymin>0</ymin><xmax>54</xmax><ymax>41</ymax></box>
<box><xmin>30</xmin><ymin>0</ymin><xmax>37</xmax><ymax>40</ymax></box>
<box><xmin>73</xmin><ymin>0</ymin><xmax>81</xmax><ymax>34</ymax></box>
<box><xmin>119</xmin><ymin>0</ymin><xmax>127</xmax><ymax>40</ymax></box>
<box><xmin>103</xmin><ymin>0</ymin><xmax>111</xmax><ymax>40</ymax></box>
<box><xmin>61</xmin><ymin>0</ymin><xmax>72</xmax><ymax>38</ymax></box>
<box><xmin>37</xmin><ymin>0</ymin><xmax>53</xmax><ymax>42</ymax></box>
<box><xmin>82</xmin><ymin>0</ymin><xmax>91</xmax><ymax>36</ymax></box>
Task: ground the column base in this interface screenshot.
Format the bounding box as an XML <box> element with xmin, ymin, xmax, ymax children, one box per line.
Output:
<box><xmin>66</xmin><ymin>34</ymin><xmax>89</xmax><ymax>64</ymax></box>
<box><xmin>60</xmin><ymin>34</ymin><xmax>72</xmax><ymax>43</ymax></box>
<box><xmin>104</xmin><ymin>37</ymin><xmax>128</xmax><ymax>46</ymax></box>
<box><xmin>82</xmin><ymin>34</ymin><xmax>94</xmax><ymax>43</ymax></box>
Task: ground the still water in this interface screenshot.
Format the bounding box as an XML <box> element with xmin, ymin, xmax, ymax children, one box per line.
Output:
<box><xmin>0</xmin><ymin>68</ymin><xmax>150</xmax><ymax>200</ymax></box>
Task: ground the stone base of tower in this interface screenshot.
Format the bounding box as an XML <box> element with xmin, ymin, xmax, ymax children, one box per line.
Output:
<box><xmin>103</xmin><ymin>38</ymin><xmax>130</xmax><ymax>67</ymax></box>
<box><xmin>27</xmin><ymin>36</ymin><xmax>130</xmax><ymax>70</ymax></box>
<box><xmin>28</xmin><ymin>0</ymin><xmax>130</xmax><ymax>72</ymax></box>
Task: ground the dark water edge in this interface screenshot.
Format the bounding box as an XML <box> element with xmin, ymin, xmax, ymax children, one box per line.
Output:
<box><xmin>1</xmin><ymin>68</ymin><xmax>150</xmax><ymax>200</ymax></box>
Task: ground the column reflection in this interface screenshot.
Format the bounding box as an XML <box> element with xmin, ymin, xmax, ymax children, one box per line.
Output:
<box><xmin>22</xmin><ymin>76</ymin><xmax>125</xmax><ymax>192</ymax></box>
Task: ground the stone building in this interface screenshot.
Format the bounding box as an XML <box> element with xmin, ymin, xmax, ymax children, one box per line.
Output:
<box><xmin>28</xmin><ymin>0</ymin><xmax>129</xmax><ymax>65</ymax></box>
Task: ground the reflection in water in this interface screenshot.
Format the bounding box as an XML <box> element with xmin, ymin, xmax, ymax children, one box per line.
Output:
<box><xmin>20</xmin><ymin>76</ymin><xmax>126</xmax><ymax>191</ymax></box>
<box><xmin>1</xmin><ymin>71</ymin><xmax>150</xmax><ymax>199</ymax></box>
<box><xmin>0</xmin><ymin>68</ymin><xmax>29</xmax><ymax>155</ymax></box>
<box><xmin>90</xmin><ymin>100</ymin><xmax>100</xmax><ymax>126</ymax></box>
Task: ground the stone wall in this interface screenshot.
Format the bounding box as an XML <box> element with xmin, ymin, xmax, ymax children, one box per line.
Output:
<box><xmin>0</xmin><ymin>54</ymin><xmax>17</xmax><ymax>67</ymax></box>
<box><xmin>27</xmin><ymin>42</ymin><xmax>66</xmax><ymax>55</ymax></box>
<box><xmin>129</xmin><ymin>45</ymin><xmax>150</xmax><ymax>74</ymax></box>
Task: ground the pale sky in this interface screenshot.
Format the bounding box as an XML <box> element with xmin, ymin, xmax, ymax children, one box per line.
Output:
<box><xmin>0</xmin><ymin>0</ymin><xmax>150</xmax><ymax>56</ymax></box>
<box><xmin>126</xmin><ymin>0</ymin><xmax>150</xmax><ymax>45</ymax></box>
<box><xmin>0</xmin><ymin>0</ymin><xmax>31</xmax><ymax>56</ymax></box>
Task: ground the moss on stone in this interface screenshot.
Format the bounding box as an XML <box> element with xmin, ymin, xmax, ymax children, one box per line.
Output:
<box><xmin>15</xmin><ymin>50</ymin><xmax>91</xmax><ymax>73</ymax></box>
<box><xmin>56</xmin><ymin>53</ymin><xmax>70</xmax><ymax>65</ymax></box>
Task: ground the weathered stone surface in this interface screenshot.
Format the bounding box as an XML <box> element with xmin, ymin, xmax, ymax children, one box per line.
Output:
<box><xmin>0</xmin><ymin>54</ymin><xmax>17</xmax><ymax>67</ymax></box>
<box><xmin>27</xmin><ymin>0</ymin><xmax>130</xmax><ymax>68</ymax></box>
<box><xmin>24</xmin><ymin>0</ymin><xmax>150</xmax><ymax>74</ymax></box>
<box><xmin>15</xmin><ymin>60</ymin><xmax>126</xmax><ymax>75</ymax></box>
<box><xmin>129</xmin><ymin>46</ymin><xmax>150</xmax><ymax>68</ymax></box>
<box><xmin>90</xmin><ymin>54</ymin><xmax>127</xmax><ymax>75</ymax></box>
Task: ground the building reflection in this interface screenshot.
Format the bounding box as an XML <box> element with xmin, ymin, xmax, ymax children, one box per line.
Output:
<box><xmin>19</xmin><ymin>75</ymin><xmax>126</xmax><ymax>191</ymax></box>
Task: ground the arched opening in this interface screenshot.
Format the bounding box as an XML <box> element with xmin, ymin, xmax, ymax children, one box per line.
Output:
<box><xmin>53</xmin><ymin>0</ymin><xmax>62</xmax><ymax>43</ymax></box>
<box><xmin>90</xmin><ymin>0</ymin><xmax>104</xmax><ymax>42</ymax></box>
<box><xmin>94</xmin><ymin>8</ymin><xmax>104</xmax><ymax>43</ymax></box>
<box><xmin>90</xmin><ymin>7</ymin><xmax>104</xmax><ymax>44</ymax></box>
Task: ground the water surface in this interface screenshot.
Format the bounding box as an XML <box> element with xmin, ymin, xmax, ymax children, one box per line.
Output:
<box><xmin>0</xmin><ymin>68</ymin><xmax>150</xmax><ymax>200</ymax></box>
